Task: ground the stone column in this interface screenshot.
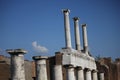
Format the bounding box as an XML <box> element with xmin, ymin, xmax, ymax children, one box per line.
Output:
<box><xmin>6</xmin><ymin>49</ymin><xmax>27</xmax><ymax>80</ymax></box>
<box><xmin>53</xmin><ymin>65</ymin><xmax>63</xmax><ymax>80</ymax></box>
<box><xmin>76</xmin><ymin>67</ymin><xmax>84</xmax><ymax>80</ymax></box>
<box><xmin>85</xmin><ymin>68</ymin><xmax>92</xmax><ymax>80</ymax></box>
<box><xmin>73</xmin><ymin>17</ymin><xmax>81</xmax><ymax>51</ymax></box>
<box><xmin>62</xmin><ymin>9</ymin><xmax>72</xmax><ymax>48</ymax></box>
<box><xmin>33</xmin><ymin>56</ymin><xmax>48</xmax><ymax>80</ymax></box>
<box><xmin>99</xmin><ymin>73</ymin><xmax>104</xmax><ymax>80</ymax></box>
<box><xmin>65</xmin><ymin>65</ymin><xmax>76</xmax><ymax>80</ymax></box>
<box><xmin>82</xmin><ymin>24</ymin><xmax>88</xmax><ymax>54</ymax></box>
<box><xmin>92</xmin><ymin>70</ymin><xmax>98</xmax><ymax>80</ymax></box>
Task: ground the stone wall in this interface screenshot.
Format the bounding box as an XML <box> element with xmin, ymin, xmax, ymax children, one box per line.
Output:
<box><xmin>96</xmin><ymin>57</ymin><xmax>120</xmax><ymax>80</ymax></box>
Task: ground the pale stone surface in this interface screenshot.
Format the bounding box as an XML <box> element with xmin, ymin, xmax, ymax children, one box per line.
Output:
<box><xmin>6</xmin><ymin>49</ymin><xmax>27</xmax><ymax>80</ymax></box>
<box><xmin>53</xmin><ymin>65</ymin><xmax>63</xmax><ymax>80</ymax></box>
<box><xmin>61</xmin><ymin>48</ymin><xmax>96</xmax><ymax>70</ymax></box>
<box><xmin>35</xmin><ymin>58</ymin><xmax>48</xmax><ymax>80</ymax></box>
<box><xmin>93</xmin><ymin>70</ymin><xmax>98</xmax><ymax>80</ymax></box>
<box><xmin>6</xmin><ymin>49</ymin><xmax>27</xmax><ymax>54</ymax></box>
<box><xmin>99</xmin><ymin>73</ymin><xmax>104</xmax><ymax>80</ymax></box>
<box><xmin>62</xmin><ymin>9</ymin><xmax>72</xmax><ymax>48</ymax></box>
<box><xmin>85</xmin><ymin>69</ymin><xmax>92</xmax><ymax>80</ymax></box>
<box><xmin>82</xmin><ymin>24</ymin><xmax>88</xmax><ymax>55</ymax></box>
<box><xmin>11</xmin><ymin>54</ymin><xmax>26</xmax><ymax>80</ymax></box>
<box><xmin>66</xmin><ymin>66</ymin><xmax>76</xmax><ymax>80</ymax></box>
<box><xmin>73</xmin><ymin>17</ymin><xmax>81</xmax><ymax>51</ymax></box>
<box><xmin>77</xmin><ymin>68</ymin><xmax>84</xmax><ymax>80</ymax></box>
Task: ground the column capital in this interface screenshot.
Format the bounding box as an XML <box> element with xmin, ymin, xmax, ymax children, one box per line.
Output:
<box><xmin>92</xmin><ymin>69</ymin><xmax>98</xmax><ymax>73</ymax></box>
<box><xmin>6</xmin><ymin>49</ymin><xmax>27</xmax><ymax>55</ymax></box>
<box><xmin>75</xmin><ymin>66</ymin><xmax>83</xmax><ymax>70</ymax></box>
<box><xmin>73</xmin><ymin>17</ymin><xmax>80</xmax><ymax>21</ymax></box>
<box><xmin>64</xmin><ymin>65</ymin><xmax>74</xmax><ymax>69</ymax></box>
<box><xmin>62</xmin><ymin>9</ymin><xmax>70</xmax><ymax>13</ymax></box>
<box><xmin>32</xmin><ymin>56</ymin><xmax>48</xmax><ymax>60</ymax></box>
<box><xmin>82</xmin><ymin>24</ymin><xmax>87</xmax><ymax>27</ymax></box>
<box><xmin>85</xmin><ymin>68</ymin><xmax>91</xmax><ymax>71</ymax></box>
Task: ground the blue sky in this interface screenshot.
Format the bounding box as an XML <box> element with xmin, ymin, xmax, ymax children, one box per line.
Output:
<box><xmin>0</xmin><ymin>0</ymin><xmax>120</xmax><ymax>60</ymax></box>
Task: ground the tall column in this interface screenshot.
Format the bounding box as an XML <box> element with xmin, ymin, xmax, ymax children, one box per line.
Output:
<box><xmin>99</xmin><ymin>73</ymin><xmax>104</xmax><ymax>80</ymax></box>
<box><xmin>76</xmin><ymin>67</ymin><xmax>84</xmax><ymax>80</ymax></box>
<box><xmin>92</xmin><ymin>70</ymin><xmax>98</xmax><ymax>80</ymax></box>
<box><xmin>85</xmin><ymin>68</ymin><xmax>92</xmax><ymax>80</ymax></box>
<box><xmin>33</xmin><ymin>56</ymin><xmax>48</xmax><ymax>80</ymax></box>
<box><xmin>73</xmin><ymin>17</ymin><xmax>81</xmax><ymax>51</ymax></box>
<box><xmin>82</xmin><ymin>24</ymin><xmax>88</xmax><ymax>55</ymax></box>
<box><xmin>53</xmin><ymin>65</ymin><xmax>63</xmax><ymax>80</ymax></box>
<box><xmin>66</xmin><ymin>65</ymin><xmax>76</xmax><ymax>80</ymax></box>
<box><xmin>6</xmin><ymin>49</ymin><xmax>27</xmax><ymax>80</ymax></box>
<box><xmin>62</xmin><ymin>9</ymin><xmax>72</xmax><ymax>48</ymax></box>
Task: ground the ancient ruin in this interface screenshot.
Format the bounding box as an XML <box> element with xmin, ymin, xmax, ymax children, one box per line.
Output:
<box><xmin>0</xmin><ymin>9</ymin><xmax>119</xmax><ymax>80</ymax></box>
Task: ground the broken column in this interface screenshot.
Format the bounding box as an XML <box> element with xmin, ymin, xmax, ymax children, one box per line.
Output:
<box><xmin>53</xmin><ymin>65</ymin><xmax>63</xmax><ymax>80</ymax></box>
<box><xmin>92</xmin><ymin>70</ymin><xmax>98</xmax><ymax>80</ymax></box>
<box><xmin>82</xmin><ymin>24</ymin><xmax>89</xmax><ymax>54</ymax></box>
<box><xmin>99</xmin><ymin>73</ymin><xmax>104</xmax><ymax>80</ymax></box>
<box><xmin>66</xmin><ymin>65</ymin><xmax>76</xmax><ymax>80</ymax></box>
<box><xmin>76</xmin><ymin>67</ymin><xmax>84</xmax><ymax>80</ymax></box>
<box><xmin>85</xmin><ymin>68</ymin><xmax>92</xmax><ymax>80</ymax></box>
<box><xmin>73</xmin><ymin>17</ymin><xmax>81</xmax><ymax>51</ymax></box>
<box><xmin>33</xmin><ymin>56</ymin><xmax>48</xmax><ymax>80</ymax></box>
<box><xmin>6</xmin><ymin>49</ymin><xmax>27</xmax><ymax>80</ymax></box>
<box><xmin>62</xmin><ymin>9</ymin><xmax>72</xmax><ymax>48</ymax></box>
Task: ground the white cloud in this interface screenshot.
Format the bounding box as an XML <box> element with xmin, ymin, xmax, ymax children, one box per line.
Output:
<box><xmin>32</xmin><ymin>41</ymin><xmax>48</xmax><ymax>53</ymax></box>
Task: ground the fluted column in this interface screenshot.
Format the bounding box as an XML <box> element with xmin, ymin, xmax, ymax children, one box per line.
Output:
<box><xmin>76</xmin><ymin>67</ymin><xmax>84</xmax><ymax>80</ymax></box>
<box><xmin>6</xmin><ymin>49</ymin><xmax>27</xmax><ymax>80</ymax></box>
<box><xmin>73</xmin><ymin>17</ymin><xmax>81</xmax><ymax>51</ymax></box>
<box><xmin>66</xmin><ymin>65</ymin><xmax>76</xmax><ymax>80</ymax></box>
<box><xmin>92</xmin><ymin>70</ymin><xmax>98</xmax><ymax>80</ymax></box>
<box><xmin>53</xmin><ymin>65</ymin><xmax>63</xmax><ymax>80</ymax></box>
<box><xmin>62</xmin><ymin>9</ymin><xmax>72</xmax><ymax>48</ymax></box>
<box><xmin>85</xmin><ymin>68</ymin><xmax>92</xmax><ymax>80</ymax></box>
<box><xmin>33</xmin><ymin>56</ymin><xmax>48</xmax><ymax>80</ymax></box>
<box><xmin>99</xmin><ymin>73</ymin><xmax>104</xmax><ymax>80</ymax></box>
<box><xmin>82</xmin><ymin>24</ymin><xmax>88</xmax><ymax>55</ymax></box>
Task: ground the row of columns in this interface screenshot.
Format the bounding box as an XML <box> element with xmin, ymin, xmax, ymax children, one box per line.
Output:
<box><xmin>63</xmin><ymin>9</ymin><xmax>89</xmax><ymax>55</ymax></box>
<box><xmin>65</xmin><ymin>66</ymin><xmax>97</xmax><ymax>80</ymax></box>
<box><xmin>32</xmin><ymin>56</ymin><xmax>104</xmax><ymax>80</ymax></box>
<box><xmin>65</xmin><ymin>66</ymin><xmax>104</xmax><ymax>80</ymax></box>
<box><xmin>6</xmin><ymin>50</ymin><xmax>104</xmax><ymax>80</ymax></box>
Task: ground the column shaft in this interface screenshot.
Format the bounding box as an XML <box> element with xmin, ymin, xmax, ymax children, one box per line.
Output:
<box><xmin>36</xmin><ymin>59</ymin><xmax>47</xmax><ymax>80</ymax></box>
<box><xmin>99</xmin><ymin>73</ymin><xmax>104</xmax><ymax>80</ymax></box>
<box><xmin>6</xmin><ymin>49</ymin><xmax>27</xmax><ymax>80</ymax></box>
<box><xmin>73</xmin><ymin>17</ymin><xmax>81</xmax><ymax>51</ymax></box>
<box><xmin>85</xmin><ymin>69</ymin><xmax>92</xmax><ymax>80</ymax></box>
<box><xmin>11</xmin><ymin>54</ymin><xmax>25</xmax><ymax>80</ymax></box>
<box><xmin>77</xmin><ymin>69</ymin><xmax>84</xmax><ymax>80</ymax></box>
<box><xmin>63</xmin><ymin>9</ymin><xmax>72</xmax><ymax>48</ymax></box>
<box><xmin>66</xmin><ymin>67</ymin><xmax>76</xmax><ymax>80</ymax></box>
<box><xmin>53</xmin><ymin>65</ymin><xmax>63</xmax><ymax>80</ymax></box>
<box><xmin>93</xmin><ymin>71</ymin><xmax>98</xmax><ymax>80</ymax></box>
<box><xmin>82</xmin><ymin>24</ymin><xmax>88</xmax><ymax>54</ymax></box>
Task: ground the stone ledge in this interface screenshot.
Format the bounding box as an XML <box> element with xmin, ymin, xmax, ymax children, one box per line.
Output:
<box><xmin>6</xmin><ymin>49</ymin><xmax>27</xmax><ymax>55</ymax></box>
<box><xmin>60</xmin><ymin>48</ymin><xmax>96</xmax><ymax>69</ymax></box>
